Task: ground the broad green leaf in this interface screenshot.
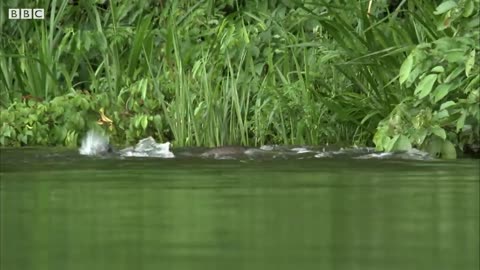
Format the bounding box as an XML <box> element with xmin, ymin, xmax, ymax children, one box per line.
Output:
<box><xmin>433</xmin><ymin>84</ymin><xmax>451</xmax><ymax>103</ymax></box>
<box><xmin>467</xmin><ymin>88</ymin><xmax>479</xmax><ymax>103</ymax></box>
<box><xmin>463</xmin><ymin>0</ymin><xmax>475</xmax><ymax>17</ymax></box>
<box><xmin>431</xmin><ymin>126</ymin><xmax>446</xmax><ymax>139</ymax></box>
<box><xmin>373</xmin><ymin>130</ymin><xmax>389</xmax><ymax>151</ymax></box>
<box><xmin>393</xmin><ymin>135</ymin><xmax>412</xmax><ymax>152</ymax></box>
<box><xmin>415</xmin><ymin>74</ymin><xmax>438</xmax><ymax>99</ymax></box>
<box><xmin>255</xmin><ymin>63</ymin><xmax>265</xmax><ymax>75</ymax></box>
<box><xmin>18</xmin><ymin>134</ymin><xmax>28</xmax><ymax>144</ymax></box>
<box><xmin>456</xmin><ymin>112</ymin><xmax>467</xmax><ymax>132</ymax></box>
<box><xmin>399</xmin><ymin>54</ymin><xmax>413</xmax><ymax>85</ymax></box>
<box><xmin>465</xmin><ymin>75</ymin><xmax>479</xmax><ymax>93</ymax></box>
<box><xmin>465</xmin><ymin>50</ymin><xmax>475</xmax><ymax>77</ymax></box>
<box><xmin>413</xmin><ymin>128</ymin><xmax>428</xmax><ymax>145</ymax></box>
<box><xmin>434</xmin><ymin>1</ymin><xmax>457</xmax><ymax>15</ymax></box>
<box><xmin>54</xmin><ymin>126</ymin><xmax>67</xmax><ymax>142</ymax></box>
<box><xmin>139</xmin><ymin>79</ymin><xmax>148</xmax><ymax>101</ymax></box>
<box><xmin>2</xmin><ymin>125</ymin><xmax>12</xmax><ymax>137</ymax></box>
<box><xmin>466</xmin><ymin>15</ymin><xmax>480</xmax><ymax>28</ymax></box>
<box><xmin>141</xmin><ymin>115</ymin><xmax>148</xmax><ymax>130</ymax></box>
<box><xmin>80</xmin><ymin>98</ymin><xmax>90</xmax><ymax>110</ymax></box>
<box><xmin>445</xmin><ymin>66</ymin><xmax>464</xmax><ymax>82</ymax></box>
<box><xmin>444</xmin><ymin>49</ymin><xmax>466</xmax><ymax>63</ymax></box>
<box><xmin>433</xmin><ymin>109</ymin><xmax>450</xmax><ymax>120</ymax></box>
<box><xmin>406</xmin><ymin>50</ymin><xmax>430</xmax><ymax>87</ymax></box>
<box><xmin>153</xmin><ymin>115</ymin><xmax>162</xmax><ymax>130</ymax></box>
<box><xmin>83</xmin><ymin>31</ymin><xmax>92</xmax><ymax>51</ymax></box>
<box><xmin>434</xmin><ymin>37</ymin><xmax>459</xmax><ymax>51</ymax></box>
<box><xmin>440</xmin><ymin>100</ymin><xmax>456</xmax><ymax>110</ymax></box>
<box><xmin>426</xmin><ymin>137</ymin><xmax>443</xmax><ymax>158</ymax></box>
<box><xmin>441</xmin><ymin>140</ymin><xmax>457</xmax><ymax>159</ymax></box>
<box><xmin>385</xmin><ymin>134</ymin><xmax>399</xmax><ymax>152</ymax></box>
<box><xmin>134</xmin><ymin>117</ymin><xmax>141</xmax><ymax>128</ymax></box>
<box><xmin>431</xmin><ymin>66</ymin><xmax>445</xmax><ymax>73</ymax></box>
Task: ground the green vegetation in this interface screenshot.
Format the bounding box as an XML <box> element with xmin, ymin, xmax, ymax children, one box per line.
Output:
<box><xmin>0</xmin><ymin>0</ymin><xmax>478</xmax><ymax>158</ymax></box>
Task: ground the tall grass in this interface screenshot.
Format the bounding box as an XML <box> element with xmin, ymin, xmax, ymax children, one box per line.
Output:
<box><xmin>2</xmin><ymin>0</ymin><xmax>475</xmax><ymax>150</ymax></box>
<box><xmin>293</xmin><ymin>0</ymin><xmax>462</xmax><ymax>144</ymax></box>
<box><xmin>0</xmin><ymin>0</ymin><xmax>387</xmax><ymax>146</ymax></box>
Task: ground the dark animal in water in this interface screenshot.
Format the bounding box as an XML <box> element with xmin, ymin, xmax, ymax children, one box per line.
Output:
<box><xmin>200</xmin><ymin>146</ymin><xmax>249</xmax><ymax>159</ymax></box>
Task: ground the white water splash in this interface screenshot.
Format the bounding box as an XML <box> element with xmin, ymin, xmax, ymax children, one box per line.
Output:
<box><xmin>79</xmin><ymin>130</ymin><xmax>111</xmax><ymax>156</ymax></box>
<box><xmin>291</xmin><ymin>147</ymin><xmax>314</xmax><ymax>154</ymax></box>
<box><xmin>119</xmin><ymin>137</ymin><xmax>174</xmax><ymax>158</ymax></box>
<box><xmin>79</xmin><ymin>131</ymin><xmax>174</xmax><ymax>158</ymax></box>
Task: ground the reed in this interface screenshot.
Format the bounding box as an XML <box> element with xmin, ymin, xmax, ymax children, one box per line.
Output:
<box><xmin>0</xmin><ymin>0</ymin><xmax>477</xmax><ymax>154</ymax></box>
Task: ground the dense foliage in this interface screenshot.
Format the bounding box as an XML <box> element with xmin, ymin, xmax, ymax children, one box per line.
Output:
<box><xmin>373</xmin><ymin>0</ymin><xmax>480</xmax><ymax>158</ymax></box>
<box><xmin>0</xmin><ymin>0</ymin><xmax>478</xmax><ymax>158</ymax></box>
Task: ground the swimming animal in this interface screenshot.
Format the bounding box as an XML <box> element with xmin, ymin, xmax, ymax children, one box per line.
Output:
<box><xmin>200</xmin><ymin>146</ymin><xmax>249</xmax><ymax>159</ymax></box>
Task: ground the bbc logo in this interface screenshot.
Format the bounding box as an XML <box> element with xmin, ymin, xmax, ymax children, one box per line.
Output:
<box><xmin>8</xmin><ymin>9</ymin><xmax>45</xmax><ymax>19</ymax></box>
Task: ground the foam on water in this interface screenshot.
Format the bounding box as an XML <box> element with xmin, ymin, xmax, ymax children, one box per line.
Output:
<box><xmin>78</xmin><ymin>131</ymin><xmax>432</xmax><ymax>160</ymax></box>
<box><xmin>79</xmin><ymin>131</ymin><xmax>174</xmax><ymax>158</ymax></box>
<box><xmin>119</xmin><ymin>137</ymin><xmax>174</xmax><ymax>158</ymax></box>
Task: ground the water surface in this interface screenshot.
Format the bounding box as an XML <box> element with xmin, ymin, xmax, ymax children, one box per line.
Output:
<box><xmin>1</xmin><ymin>148</ymin><xmax>478</xmax><ymax>270</ymax></box>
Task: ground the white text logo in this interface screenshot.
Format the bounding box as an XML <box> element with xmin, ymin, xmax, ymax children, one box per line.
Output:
<box><xmin>8</xmin><ymin>9</ymin><xmax>45</xmax><ymax>20</ymax></box>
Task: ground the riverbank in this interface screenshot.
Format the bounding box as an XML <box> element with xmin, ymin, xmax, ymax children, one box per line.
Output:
<box><xmin>1</xmin><ymin>0</ymin><xmax>478</xmax><ymax>159</ymax></box>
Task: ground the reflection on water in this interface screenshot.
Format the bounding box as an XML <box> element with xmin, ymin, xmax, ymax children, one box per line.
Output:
<box><xmin>0</xmin><ymin>148</ymin><xmax>479</xmax><ymax>270</ymax></box>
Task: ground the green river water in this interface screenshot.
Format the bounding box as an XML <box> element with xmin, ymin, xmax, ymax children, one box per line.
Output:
<box><xmin>0</xmin><ymin>148</ymin><xmax>479</xmax><ymax>270</ymax></box>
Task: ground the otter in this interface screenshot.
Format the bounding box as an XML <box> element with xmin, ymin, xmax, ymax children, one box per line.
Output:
<box><xmin>200</xmin><ymin>146</ymin><xmax>249</xmax><ymax>159</ymax></box>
